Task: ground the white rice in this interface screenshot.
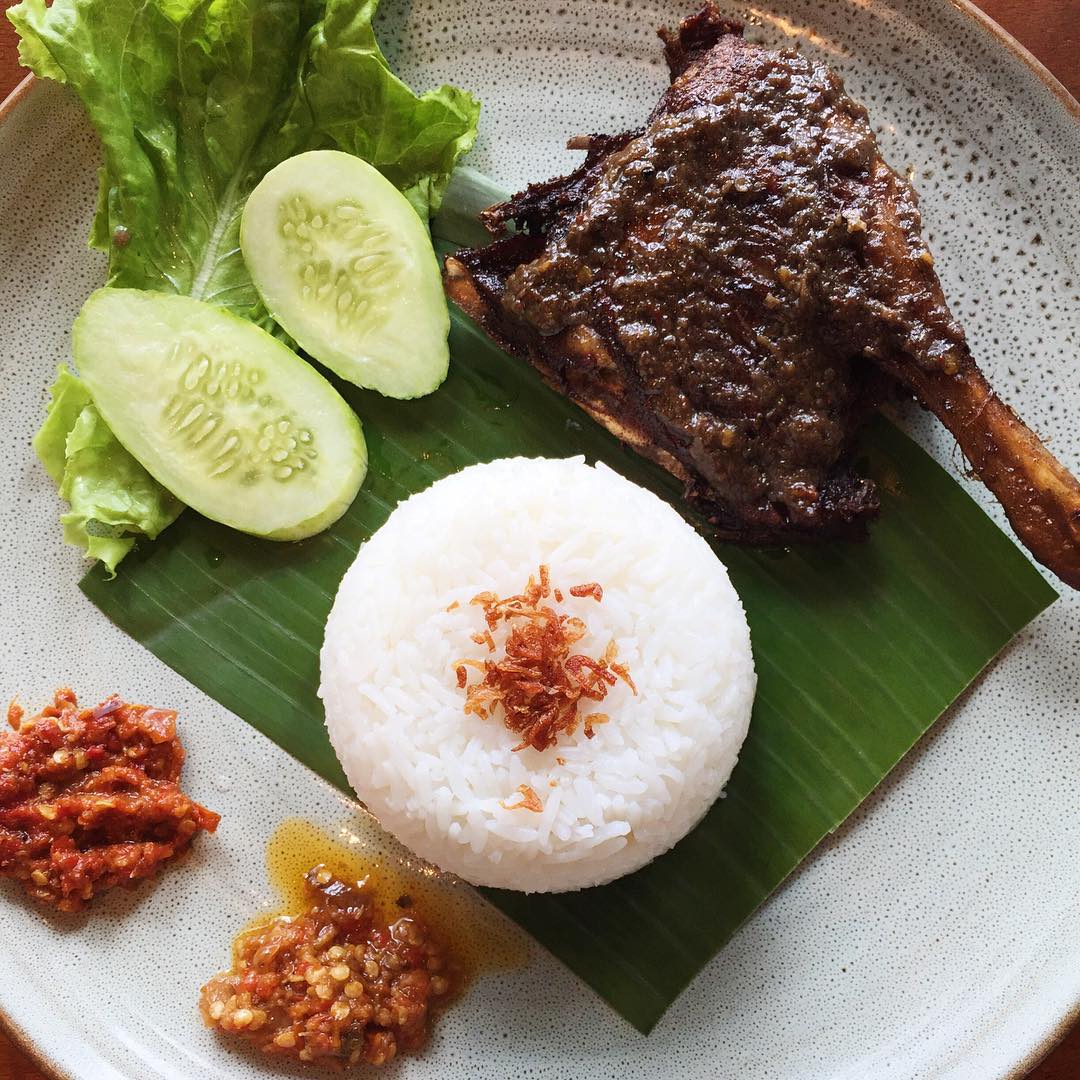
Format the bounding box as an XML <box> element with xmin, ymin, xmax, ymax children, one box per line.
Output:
<box><xmin>319</xmin><ymin>457</ymin><xmax>756</xmax><ymax>892</ymax></box>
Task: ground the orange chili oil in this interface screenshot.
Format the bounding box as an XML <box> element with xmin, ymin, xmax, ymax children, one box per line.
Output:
<box><xmin>200</xmin><ymin>818</ymin><xmax>527</xmax><ymax>1068</ymax></box>
<box><xmin>454</xmin><ymin>564</ymin><xmax>635</xmax><ymax>752</ymax></box>
<box><xmin>0</xmin><ymin>688</ymin><xmax>219</xmax><ymax>912</ymax></box>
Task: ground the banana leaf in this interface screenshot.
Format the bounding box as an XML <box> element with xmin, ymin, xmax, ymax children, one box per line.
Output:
<box><xmin>81</xmin><ymin>170</ymin><xmax>1056</xmax><ymax>1034</ymax></box>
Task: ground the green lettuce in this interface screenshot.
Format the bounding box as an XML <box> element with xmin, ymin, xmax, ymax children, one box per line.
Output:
<box><xmin>9</xmin><ymin>0</ymin><xmax>479</xmax><ymax>312</ymax></box>
<box><xmin>9</xmin><ymin>0</ymin><xmax>480</xmax><ymax>567</ymax></box>
<box><xmin>34</xmin><ymin>367</ymin><xmax>182</xmax><ymax>575</ymax></box>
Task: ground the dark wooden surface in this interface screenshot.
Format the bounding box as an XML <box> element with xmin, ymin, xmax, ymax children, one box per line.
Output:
<box><xmin>0</xmin><ymin>1</ymin><xmax>1076</xmax><ymax>1078</ymax></box>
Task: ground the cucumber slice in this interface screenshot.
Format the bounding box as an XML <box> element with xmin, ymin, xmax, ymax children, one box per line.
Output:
<box><xmin>241</xmin><ymin>150</ymin><xmax>450</xmax><ymax>400</ymax></box>
<box><xmin>72</xmin><ymin>288</ymin><xmax>367</xmax><ymax>541</ymax></box>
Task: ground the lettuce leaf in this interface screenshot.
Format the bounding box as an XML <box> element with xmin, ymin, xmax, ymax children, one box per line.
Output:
<box><xmin>34</xmin><ymin>367</ymin><xmax>182</xmax><ymax>576</ymax></box>
<box><xmin>9</xmin><ymin>0</ymin><xmax>480</xmax><ymax>567</ymax></box>
<box><xmin>302</xmin><ymin>1</ymin><xmax>481</xmax><ymax>218</ymax></box>
<box><xmin>9</xmin><ymin>0</ymin><xmax>478</xmax><ymax>313</ymax></box>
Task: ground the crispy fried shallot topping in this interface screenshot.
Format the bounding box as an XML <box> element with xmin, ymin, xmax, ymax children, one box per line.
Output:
<box><xmin>453</xmin><ymin>565</ymin><xmax>635</xmax><ymax>753</ymax></box>
<box><xmin>568</xmin><ymin>582</ymin><xmax>603</xmax><ymax>601</ymax></box>
<box><xmin>500</xmin><ymin>785</ymin><xmax>544</xmax><ymax>812</ymax></box>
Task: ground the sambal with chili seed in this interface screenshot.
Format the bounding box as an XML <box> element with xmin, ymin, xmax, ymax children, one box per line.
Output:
<box><xmin>200</xmin><ymin>865</ymin><xmax>460</xmax><ymax>1067</ymax></box>
<box><xmin>0</xmin><ymin>688</ymin><xmax>220</xmax><ymax>911</ymax></box>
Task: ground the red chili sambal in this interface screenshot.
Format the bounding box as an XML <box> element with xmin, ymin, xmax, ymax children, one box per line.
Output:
<box><xmin>0</xmin><ymin>688</ymin><xmax>219</xmax><ymax>911</ymax></box>
<box><xmin>200</xmin><ymin>865</ymin><xmax>459</xmax><ymax>1067</ymax></box>
<box><xmin>455</xmin><ymin>564</ymin><xmax>635</xmax><ymax>752</ymax></box>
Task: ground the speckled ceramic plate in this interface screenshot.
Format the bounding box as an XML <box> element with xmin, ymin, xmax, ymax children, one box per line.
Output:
<box><xmin>1</xmin><ymin>2</ymin><xmax>1078</xmax><ymax>1078</ymax></box>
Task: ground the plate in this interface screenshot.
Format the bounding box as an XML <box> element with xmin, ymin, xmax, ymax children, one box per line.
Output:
<box><xmin>1</xmin><ymin>1</ymin><xmax>1078</xmax><ymax>1077</ymax></box>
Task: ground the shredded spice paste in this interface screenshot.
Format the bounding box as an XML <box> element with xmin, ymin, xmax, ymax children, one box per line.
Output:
<box><xmin>453</xmin><ymin>564</ymin><xmax>636</xmax><ymax>755</ymax></box>
<box><xmin>0</xmin><ymin>688</ymin><xmax>219</xmax><ymax>911</ymax></box>
<box><xmin>200</xmin><ymin>865</ymin><xmax>459</xmax><ymax>1067</ymax></box>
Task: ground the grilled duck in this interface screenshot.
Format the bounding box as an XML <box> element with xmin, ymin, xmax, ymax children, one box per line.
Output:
<box><xmin>445</xmin><ymin>4</ymin><xmax>1080</xmax><ymax>588</ymax></box>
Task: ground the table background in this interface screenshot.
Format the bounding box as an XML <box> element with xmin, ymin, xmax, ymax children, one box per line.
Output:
<box><xmin>0</xmin><ymin>0</ymin><xmax>1076</xmax><ymax>1077</ymax></box>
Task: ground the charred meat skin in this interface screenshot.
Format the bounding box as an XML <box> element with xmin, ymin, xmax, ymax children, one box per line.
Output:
<box><xmin>446</xmin><ymin>4</ymin><xmax>1080</xmax><ymax>586</ymax></box>
<box><xmin>448</xmin><ymin>16</ymin><xmax>882</xmax><ymax>541</ymax></box>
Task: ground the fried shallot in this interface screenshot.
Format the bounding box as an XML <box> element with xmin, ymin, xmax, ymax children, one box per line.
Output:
<box><xmin>454</xmin><ymin>565</ymin><xmax>635</xmax><ymax>752</ymax></box>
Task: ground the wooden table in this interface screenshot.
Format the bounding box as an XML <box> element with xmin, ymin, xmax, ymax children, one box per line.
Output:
<box><xmin>0</xmin><ymin>1</ymin><xmax>1076</xmax><ymax>1077</ymax></box>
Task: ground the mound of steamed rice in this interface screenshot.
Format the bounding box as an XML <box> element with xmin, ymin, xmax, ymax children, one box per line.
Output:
<box><xmin>319</xmin><ymin>457</ymin><xmax>755</xmax><ymax>893</ymax></box>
